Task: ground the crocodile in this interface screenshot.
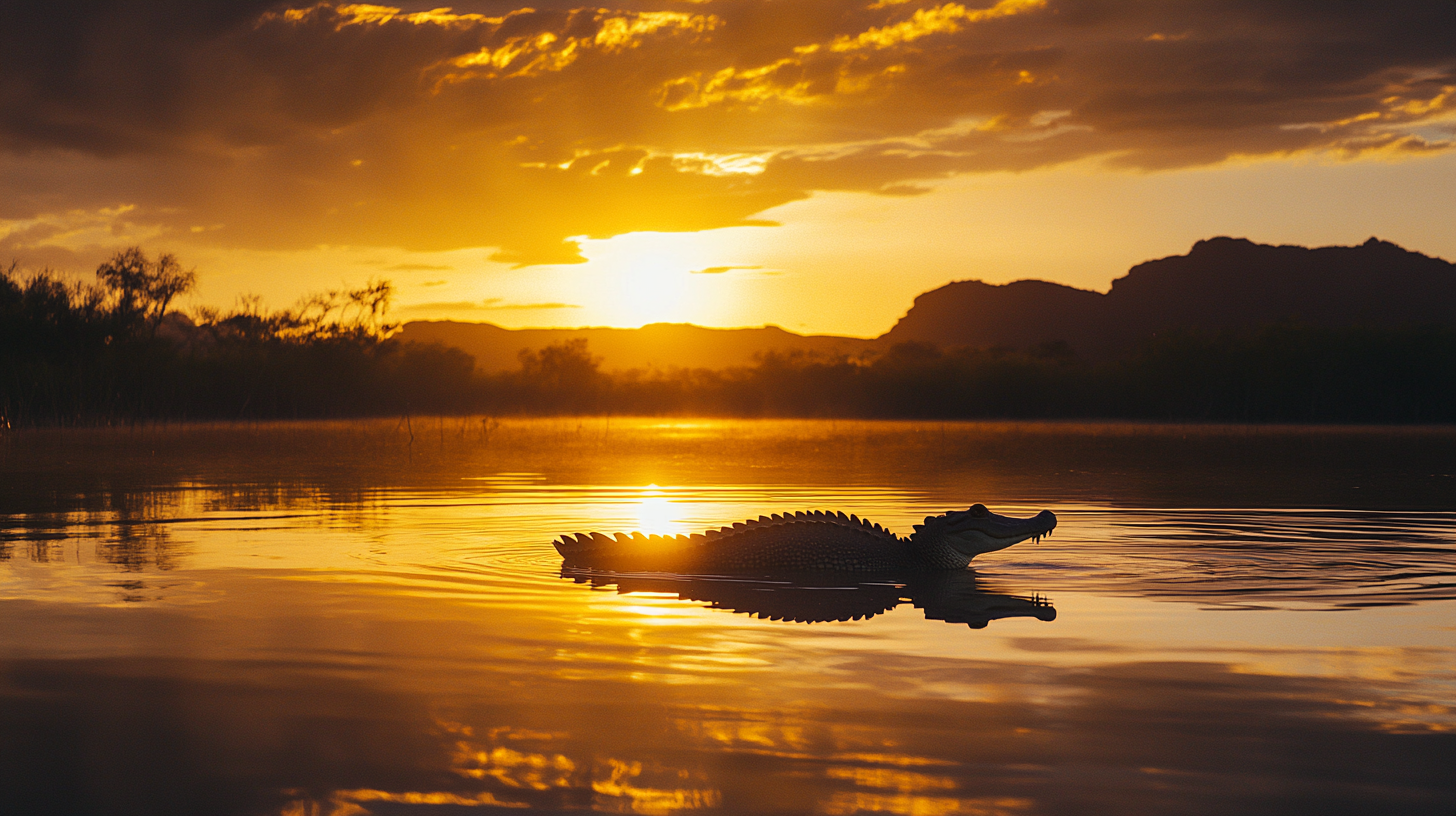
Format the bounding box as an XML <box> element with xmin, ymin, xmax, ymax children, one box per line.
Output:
<box><xmin>552</xmin><ymin>504</ymin><xmax>1056</xmax><ymax>573</ymax></box>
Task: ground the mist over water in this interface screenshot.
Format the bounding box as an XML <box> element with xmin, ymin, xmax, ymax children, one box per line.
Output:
<box><xmin>2</xmin><ymin>420</ymin><xmax>1454</xmax><ymax>815</ymax></box>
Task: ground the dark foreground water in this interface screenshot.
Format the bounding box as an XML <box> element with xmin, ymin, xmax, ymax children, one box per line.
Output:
<box><xmin>1</xmin><ymin>420</ymin><xmax>1453</xmax><ymax>816</ymax></box>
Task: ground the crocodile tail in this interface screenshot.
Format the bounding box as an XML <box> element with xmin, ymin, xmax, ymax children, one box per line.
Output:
<box><xmin>553</xmin><ymin>532</ymin><xmax>606</xmax><ymax>556</ymax></box>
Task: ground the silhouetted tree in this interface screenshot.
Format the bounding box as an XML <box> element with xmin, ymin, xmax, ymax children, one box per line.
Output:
<box><xmin>96</xmin><ymin>247</ymin><xmax>196</xmax><ymax>337</ymax></box>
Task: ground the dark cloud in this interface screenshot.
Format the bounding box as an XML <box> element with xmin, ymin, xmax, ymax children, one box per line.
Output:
<box><xmin>0</xmin><ymin>1</ymin><xmax>283</xmax><ymax>154</ymax></box>
<box><xmin>1</xmin><ymin>0</ymin><xmax>1452</xmax><ymax>264</ymax></box>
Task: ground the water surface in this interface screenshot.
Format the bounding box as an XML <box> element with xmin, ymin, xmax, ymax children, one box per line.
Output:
<box><xmin>2</xmin><ymin>420</ymin><xmax>1453</xmax><ymax>815</ymax></box>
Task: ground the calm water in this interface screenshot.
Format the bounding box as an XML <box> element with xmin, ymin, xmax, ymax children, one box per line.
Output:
<box><xmin>1</xmin><ymin>419</ymin><xmax>1454</xmax><ymax>815</ymax></box>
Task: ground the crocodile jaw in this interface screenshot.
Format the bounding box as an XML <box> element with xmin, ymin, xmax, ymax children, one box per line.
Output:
<box><xmin>916</xmin><ymin>505</ymin><xmax>1058</xmax><ymax>562</ymax></box>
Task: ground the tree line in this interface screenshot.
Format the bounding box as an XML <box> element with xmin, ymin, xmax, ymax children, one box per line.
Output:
<box><xmin>3</xmin><ymin>249</ymin><xmax>1454</xmax><ymax>425</ymax></box>
<box><xmin>0</xmin><ymin>249</ymin><xmax>474</xmax><ymax>423</ymax></box>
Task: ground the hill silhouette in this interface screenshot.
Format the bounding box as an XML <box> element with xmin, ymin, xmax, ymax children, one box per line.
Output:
<box><xmin>879</xmin><ymin>278</ymin><xmax>1103</xmax><ymax>355</ymax></box>
<box><xmin>885</xmin><ymin>237</ymin><xmax>1456</xmax><ymax>357</ymax></box>
<box><xmin>403</xmin><ymin>237</ymin><xmax>1456</xmax><ymax>368</ymax></box>
<box><xmin>398</xmin><ymin>321</ymin><xmax>873</xmax><ymax>372</ymax></box>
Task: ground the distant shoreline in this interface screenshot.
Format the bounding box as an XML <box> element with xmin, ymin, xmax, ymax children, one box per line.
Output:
<box><xmin>7</xmin><ymin>239</ymin><xmax>1456</xmax><ymax>427</ymax></box>
<box><xmin>8</xmin><ymin>416</ymin><xmax>1456</xmax><ymax>433</ymax></box>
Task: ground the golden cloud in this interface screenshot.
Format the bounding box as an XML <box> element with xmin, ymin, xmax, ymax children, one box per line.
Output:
<box><xmin>439</xmin><ymin>8</ymin><xmax>719</xmax><ymax>82</ymax></box>
<box><xmin>0</xmin><ymin>0</ymin><xmax>1452</xmax><ymax>267</ymax></box>
<box><xmin>658</xmin><ymin>58</ymin><xmax>820</xmax><ymax>110</ymax></box>
<box><xmin>828</xmin><ymin>0</ymin><xmax>1047</xmax><ymax>52</ymax></box>
<box><xmin>287</xmin><ymin>3</ymin><xmax>506</xmax><ymax>28</ymax></box>
<box><xmin>593</xmin><ymin>11</ymin><xmax>720</xmax><ymax>52</ymax></box>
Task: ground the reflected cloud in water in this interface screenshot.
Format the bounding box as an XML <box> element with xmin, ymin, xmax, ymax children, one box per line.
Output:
<box><xmin>1</xmin><ymin>649</ymin><xmax>1451</xmax><ymax>815</ymax></box>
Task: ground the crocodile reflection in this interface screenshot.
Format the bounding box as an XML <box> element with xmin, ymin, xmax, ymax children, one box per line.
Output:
<box><xmin>561</xmin><ymin>568</ymin><xmax>1056</xmax><ymax>628</ymax></box>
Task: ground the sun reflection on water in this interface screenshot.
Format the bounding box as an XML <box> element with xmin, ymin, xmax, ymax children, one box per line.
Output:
<box><xmin>634</xmin><ymin>485</ymin><xmax>686</xmax><ymax>537</ymax></box>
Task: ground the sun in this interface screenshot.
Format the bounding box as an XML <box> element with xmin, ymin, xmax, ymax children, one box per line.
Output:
<box><xmin>568</xmin><ymin>230</ymin><xmax>744</xmax><ymax>327</ymax></box>
<box><xmin>615</xmin><ymin>247</ymin><xmax>695</xmax><ymax>326</ymax></box>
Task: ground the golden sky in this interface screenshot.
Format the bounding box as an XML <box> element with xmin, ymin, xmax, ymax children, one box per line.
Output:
<box><xmin>2</xmin><ymin>0</ymin><xmax>1454</xmax><ymax>336</ymax></box>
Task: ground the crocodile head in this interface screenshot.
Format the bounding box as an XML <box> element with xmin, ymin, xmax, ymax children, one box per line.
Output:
<box><xmin>911</xmin><ymin>504</ymin><xmax>1057</xmax><ymax>567</ymax></box>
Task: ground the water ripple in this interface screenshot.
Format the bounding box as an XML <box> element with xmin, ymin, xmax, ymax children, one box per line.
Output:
<box><xmin>986</xmin><ymin>507</ymin><xmax>1456</xmax><ymax>609</ymax></box>
<box><xmin>3</xmin><ymin>484</ymin><xmax>1451</xmax><ymax>612</ymax></box>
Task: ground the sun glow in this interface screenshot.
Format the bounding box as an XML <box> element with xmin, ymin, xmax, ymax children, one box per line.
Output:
<box><xmin>634</xmin><ymin>485</ymin><xmax>685</xmax><ymax>536</ymax></box>
<box><xmin>618</xmin><ymin>252</ymin><xmax>695</xmax><ymax>327</ymax></box>
<box><xmin>567</xmin><ymin>231</ymin><xmax>757</xmax><ymax>327</ymax></box>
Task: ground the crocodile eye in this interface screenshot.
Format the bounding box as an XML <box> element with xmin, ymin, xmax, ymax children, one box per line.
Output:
<box><xmin>968</xmin><ymin>504</ymin><xmax>990</xmax><ymax>517</ymax></box>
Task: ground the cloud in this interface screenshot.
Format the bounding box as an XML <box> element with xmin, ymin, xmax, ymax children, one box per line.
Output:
<box><xmin>482</xmin><ymin>299</ymin><xmax>581</xmax><ymax>310</ymax></box>
<box><xmin>398</xmin><ymin>298</ymin><xmax>580</xmax><ymax>311</ymax></box>
<box><xmin>689</xmin><ymin>265</ymin><xmax>762</xmax><ymax>274</ymax></box>
<box><xmin>386</xmin><ymin>263</ymin><xmax>454</xmax><ymax>271</ymax></box>
<box><xmin>0</xmin><ymin>204</ymin><xmax>165</xmax><ymax>274</ymax></box>
<box><xmin>824</xmin><ymin>0</ymin><xmax>1047</xmax><ymax>52</ymax></box>
<box><xmin>1</xmin><ymin>0</ymin><xmax>1452</xmax><ymax>265</ymax></box>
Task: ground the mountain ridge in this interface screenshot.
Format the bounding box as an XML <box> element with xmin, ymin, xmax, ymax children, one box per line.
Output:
<box><xmin>399</xmin><ymin>236</ymin><xmax>1456</xmax><ymax>371</ymax></box>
